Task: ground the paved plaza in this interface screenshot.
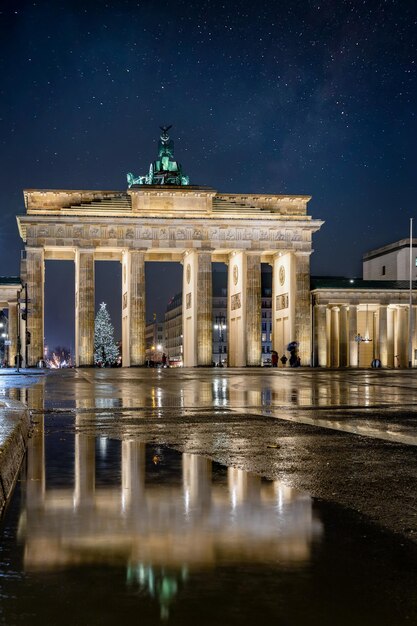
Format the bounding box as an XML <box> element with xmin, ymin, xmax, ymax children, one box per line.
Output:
<box><xmin>1</xmin><ymin>366</ymin><xmax>411</xmax><ymax>543</ymax></box>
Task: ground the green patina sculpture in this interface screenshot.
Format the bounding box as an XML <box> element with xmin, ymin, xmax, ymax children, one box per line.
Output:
<box><xmin>127</xmin><ymin>125</ymin><xmax>190</xmax><ymax>187</ymax></box>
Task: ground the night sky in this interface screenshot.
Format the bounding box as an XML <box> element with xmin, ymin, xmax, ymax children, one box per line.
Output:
<box><xmin>1</xmin><ymin>0</ymin><xmax>416</xmax><ymax>350</ymax></box>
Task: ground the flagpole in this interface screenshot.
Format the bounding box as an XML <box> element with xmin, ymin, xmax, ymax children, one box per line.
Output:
<box><xmin>409</xmin><ymin>218</ymin><xmax>413</xmax><ymax>368</ymax></box>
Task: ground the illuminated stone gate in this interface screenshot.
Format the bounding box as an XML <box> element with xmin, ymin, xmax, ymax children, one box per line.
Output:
<box><xmin>16</xmin><ymin>130</ymin><xmax>323</xmax><ymax>367</ymax></box>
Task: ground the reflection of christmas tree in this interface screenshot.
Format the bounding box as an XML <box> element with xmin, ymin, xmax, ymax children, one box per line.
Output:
<box><xmin>94</xmin><ymin>302</ymin><xmax>119</xmax><ymax>366</ymax></box>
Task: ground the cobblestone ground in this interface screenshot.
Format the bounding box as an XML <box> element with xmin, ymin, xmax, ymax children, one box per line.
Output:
<box><xmin>5</xmin><ymin>367</ymin><xmax>417</xmax><ymax>542</ymax></box>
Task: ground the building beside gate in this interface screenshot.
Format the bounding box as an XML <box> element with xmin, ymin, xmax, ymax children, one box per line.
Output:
<box><xmin>311</xmin><ymin>277</ymin><xmax>417</xmax><ymax>368</ymax></box>
<box><xmin>363</xmin><ymin>239</ymin><xmax>417</xmax><ymax>281</ymax></box>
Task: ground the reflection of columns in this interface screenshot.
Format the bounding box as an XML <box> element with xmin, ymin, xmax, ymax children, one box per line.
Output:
<box><xmin>314</xmin><ymin>304</ymin><xmax>327</xmax><ymax>367</ymax></box>
<box><xmin>26</xmin><ymin>247</ymin><xmax>44</xmax><ymax>366</ymax></box>
<box><xmin>75</xmin><ymin>249</ymin><xmax>95</xmax><ymax>367</ymax></box>
<box><xmin>121</xmin><ymin>440</ymin><xmax>145</xmax><ymax>511</ymax></box>
<box><xmin>122</xmin><ymin>250</ymin><xmax>146</xmax><ymax>366</ymax></box>
<box><xmin>349</xmin><ymin>305</ymin><xmax>358</xmax><ymax>367</ymax></box>
<box><xmin>183</xmin><ymin>454</ymin><xmax>212</xmax><ymax>510</ymax></box>
<box><xmin>339</xmin><ymin>305</ymin><xmax>348</xmax><ymax>367</ymax></box>
<box><xmin>227</xmin><ymin>467</ymin><xmax>261</xmax><ymax>505</ymax></box>
<box><xmin>74</xmin><ymin>430</ymin><xmax>95</xmax><ymax>507</ymax></box>
<box><xmin>8</xmin><ymin>302</ymin><xmax>17</xmax><ymax>367</ymax></box>
<box><xmin>294</xmin><ymin>253</ymin><xmax>311</xmax><ymax>365</ymax></box>
<box><xmin>330</xmin><ymin>306</ymin><xmax>340</xmax><ymax>367</ymax></box>
<box><xmin>378</xmin><ymin>305</ymin><xmax>388</xmax><ymax>366</ymax></box>
<box><xmin>183</xmin><ymin>250</ymin><xmax>212</xmax><ymax>366</ymax></box>
<box><xmin>387</xmin><ymin>306</ymin><xmax>395</xmax><ymax>367</ymax></box>
<box><xmin>246</xmin><ymin>254</ymin><xmax>261</xmax><ymax>366</ymax></box>
<box><xmin>26</xmin><ymin>414</ymin><xmax>45</xmax><ymax>507</ymax></box>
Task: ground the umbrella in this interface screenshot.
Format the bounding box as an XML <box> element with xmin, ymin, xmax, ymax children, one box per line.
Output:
<box><xmin>287</xmin><ymin>341</ymin><xmax>299</xmax><ymax>352</ymax></box>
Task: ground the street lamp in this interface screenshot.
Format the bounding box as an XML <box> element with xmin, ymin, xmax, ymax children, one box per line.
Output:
<box><xmin>214</xmin><ymin>315</ymin><xmax>226</xmax><ymax>366</ymax></box>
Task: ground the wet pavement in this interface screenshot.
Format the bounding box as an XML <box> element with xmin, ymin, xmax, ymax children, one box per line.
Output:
<box><xmin>0</xmin><ymin>367</ymin><xmax>417</xmax><ymax>623</ymax></box>
<box><xmin>0</xmin><ymin>424</ymin><xmax>417</xmax><ymax>625</ymax></box>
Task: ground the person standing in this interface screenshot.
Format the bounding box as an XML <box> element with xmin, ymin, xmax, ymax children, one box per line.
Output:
<box><xmin>271</xmin><ymin>351</ymin><xmax>278</xmax><ymax>367</ymax></box>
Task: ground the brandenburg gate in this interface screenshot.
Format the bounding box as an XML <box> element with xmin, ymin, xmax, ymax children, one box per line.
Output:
<box><xmin>16</xmin><ymin>128</ymin><xmax>323</xmax><ymax>367</ymax></box>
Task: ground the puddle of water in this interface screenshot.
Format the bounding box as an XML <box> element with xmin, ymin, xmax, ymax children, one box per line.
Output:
<box><xmin>0</xmin><ymin>414</ymin><xmax>416</xmax><ymax>625</ymax></box>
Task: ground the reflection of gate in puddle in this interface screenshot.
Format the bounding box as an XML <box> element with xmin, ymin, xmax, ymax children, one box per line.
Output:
<box><xmin>23</xmin><ymin>415</ymin><xmax>322</xmax><ymax>616</ymax></box>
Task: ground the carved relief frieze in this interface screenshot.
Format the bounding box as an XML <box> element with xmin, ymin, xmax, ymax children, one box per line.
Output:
<box><xmin>209</xmin><ymin>227</ymin><xmax>220</xmax><ymax>240</ymax></box>
<box><xmin>108</xmin><ymin>227</ymin><xmax>117</xmax><ymax>239</ymax></box>
<box><xmin>37</xmin><ymin>226</ymin><xmax>49</xmax><ymax>237</ymax></box>
<box><xmin>193</xmin><ymin>227</ymin><xmax>202</xmax><ymax>239</ymax></box>
<box><xmin>125</xmin><ymin>228</ymin><xmax>134</xmax><ymax>239</ymax></box>
<box><xmin>259</xmin><ymin>229</ymin><xmax>268</xmax><ymax>240</ymax></box>
<box><xmin>73</xmin><ymin>226</ymin><xmax>83</xmax><ymax>238</ymax></box>
<box><xmin>90</xmin><ymin>226</ymin><xmax>101</xmax><ymax>238</ymax></box>
<box><xmin>276</xmin><ymin>293</ymin><xmax>289</xmax><ymax>311</ymax></box>
<box><xmin>231</xmin><ymin>292</ymin><xmax>241</xmax><ymax>310</ymax></box>
<box><xmin>225</xmin><ymin>228</ymin><xmax>236</xmax><ymax>240</ymax></box>
<box><xmin>159</xmin><ymin>227</ymin><xmax>169</xmax><ymax>239</ymax></box>
<box><xmin>140</xmin><ymin>227</ymin><xmax>152</xmax><ymax>239</ymax></box>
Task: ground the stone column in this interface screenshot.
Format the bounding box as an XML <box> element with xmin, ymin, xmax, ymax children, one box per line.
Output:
<box><xmin>246</xmin><ymin>254</ymin><xmax>261</xmax><ymax>366</ymax></box>
<box><xmin>272</xmin><ymin>251</ymin><xmax>295</xmax><ymax>358</ymax></box>
<box><xmin>197</xmin><ymin>251</ymin><xmax>213</xmax><ymax>366</ymax></box>
<box><xmin>378</xmin><ymin>305</ymin><xmax>388</xmax><ymax>366</ymax></box>
<box><xmin>183</xmin><ymin>250</ymin><xmax>212</xmax><ymax>366</ymax></box>
<box><xmin>396</xmin><ymin>307</ymin><xmax>408</xmax><ymax>367</ymax></box>
<box><xmin>314</xmin><ymin>304</ymin><xmax>327</xmax><ymax>367</ymax></box>
<box><xmin>75</xmin><ymin>249</ymin><xmax>95</xmax><ymax>367</ymax></box>
<box><xmin>122</xmin><ymin>250</ymin><xmax>146</xmax><ymax>366</ymax></box>
<box><xmin>387</xmin><ymin>307</ymin><xmax>395</xmax><ymax>367</ymax></box>
<box><xmin>294</xmin><ymin>252</ymin><xmax>311</xmax><ymax>366</ymax></box>
<box><xmin>26</xmin><ymin>247</ymin><xmax>44</xmax><ymax>366</ymax></box>
<box><xmin>349</xmin><ymin>305</ymin><xmax>358</xmax><ymax>367</ymax></box>
<box><xmin>330</xmin><ymin>306</ymin><xmax>340</xmax><ymax>367</ymax></box>
<box><xmin>7</xmin><ymin>302</ymin><xmax>17</xmax><ymax>367</ymax></box>
<box><xmin>339</xmin><ymin>305</ymin><xmax>348</xmax><ymax>366</ymax></box>
<box><xmin>228</xmin><ymin>251</ymin><xmax>246</xmax><ymax>366</ymax></box>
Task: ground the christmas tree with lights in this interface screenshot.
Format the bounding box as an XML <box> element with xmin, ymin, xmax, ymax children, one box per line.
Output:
<box><xmin>94</xmin><ymin>302</ymin><xmax>119</xmax><ymax>366</ymax></box>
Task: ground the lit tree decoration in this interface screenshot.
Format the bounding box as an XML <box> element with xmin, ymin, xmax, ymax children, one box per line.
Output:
<box><xmin>94</xmin><ymin>302</ymin><xmax>119</xmax><ymax>366</ymax></box>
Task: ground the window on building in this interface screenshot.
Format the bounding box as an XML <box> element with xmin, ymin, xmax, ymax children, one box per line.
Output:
<box><xmin>267</xmin><ymin>346</ymin><xmax>270</xmax><ymax>353</ymax></box>
<box><xmin>382</xmin><ymin>265</ymin><xmax>386</xmax><ymax>276</ymax></box>
<box><xmin>262</xmin><ymin>323</ymin><xmax>266</xmax><ymax>331</ymax></box>
<box><xmin>415</xmin><ymin>257</ymin><xmax>417</xmax><ymax>267</ymax></box>
<box><xmin>262</xmin><ymin>333</ymin><xmax>266</xmax><ymax>342</ymax></box>
<box><xmin>262</xmin><ymin>346</ymin><xmax>265</xmax><ymax>353</ymax></box>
